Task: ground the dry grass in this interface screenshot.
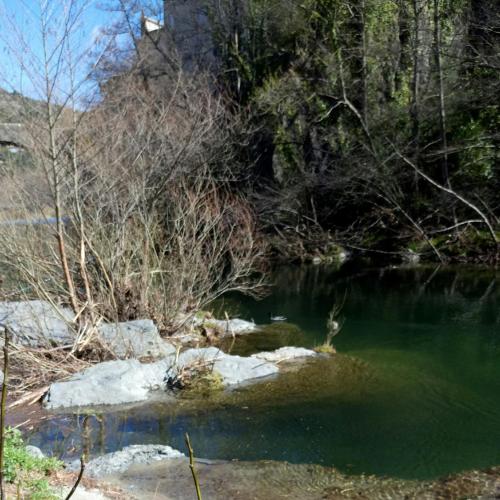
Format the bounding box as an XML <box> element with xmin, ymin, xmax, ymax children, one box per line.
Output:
<box><xmin>168</xmin><ymin>355</ymin><xmax>225</xmax><ymax>398</ymax></box>
<box><xmin>30</xmin><ymin>469</ymin><xmax>126</xmax><ymax>500</ymax></box>
<box><xmin>314</xmin><ymin>344</ymin><xmax>337</xmax><ymax>355</ymax></box>
<box><xmin>3</xmin><ymin>345</ymin><xmax>90</xmax><ymax>402</ymax></box>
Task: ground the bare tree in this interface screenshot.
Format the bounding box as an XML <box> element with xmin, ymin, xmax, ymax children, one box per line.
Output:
<box><xmin>0</xmin><ymin>0</ymin><xmax>267</xmax><ymax>347</ymax></box>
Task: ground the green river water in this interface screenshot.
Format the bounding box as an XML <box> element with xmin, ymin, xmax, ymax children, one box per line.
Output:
<box><xmin>30</xmin><ymin>264</ymin><xmax>500</xmax><ymax>480</ymax></box>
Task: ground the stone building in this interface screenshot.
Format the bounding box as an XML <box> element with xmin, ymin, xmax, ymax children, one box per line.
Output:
<box><xmin>139</xmin><ymin>0</ymin><xmax>217</xmax><ymax>75</ymax></box>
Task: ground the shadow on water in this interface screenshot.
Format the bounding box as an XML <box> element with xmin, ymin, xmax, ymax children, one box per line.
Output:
<box><xmin>29</xmin><ymin>264</ymin><xmax>500</xmax><ymax>480</ymax></box>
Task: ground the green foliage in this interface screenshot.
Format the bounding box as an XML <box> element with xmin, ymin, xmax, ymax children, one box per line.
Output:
<box><xmin>3</xmin><ymin>428</ymin><xmax>62</xmax><ymax>498</ymax></box>
<box><xmin>207</xmin><ymin>0</ymin><xmax>500</xmax><ymax>261</ymax></box>
<box><xmin>452</xmin><ymin>106</ymin><xmax>500</xmax><ymax>181</ymax></box>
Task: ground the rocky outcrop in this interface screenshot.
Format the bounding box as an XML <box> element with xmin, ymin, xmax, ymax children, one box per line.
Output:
<box><xmin>0</xmin><ymin>300</ymin><xmax>74</xmax><ymax>347</ymax></box>
<box><xmin>0</xmin><ymin>123</ymin><xmax>30</xmax><ymax>148</ymax></box>
<box><xmin>44</xmin><ymin>347</ymin><xmax>290</xmax><ymax>410</ymax></box>
<box><xmin>167</xmin><ymin>347</ymin><xmax>279</xmax><ymax>386</ymax></box>
<box><xmin>176</xmin><ymin>314</ymin><xmax>259</xmax><ymax>343</ymax></box>
<box><xmin>0</xmin><ymin>300</ymin><xmax>172</xmax><ymax>359</ymax></box>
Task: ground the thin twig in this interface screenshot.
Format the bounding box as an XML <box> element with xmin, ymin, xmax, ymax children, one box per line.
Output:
<box><xmin>185</xmin><ymin>433</ymin><xmax>202</xmax><ymax>500</ymax></box>
<box><xmin>0</xmin><ymin>326</ymin><xmax>10</xmax><ymax>500</ymax></box>
<box><xmin>64</xmin><ymin>454</ymin><xmax>86</xmax><ymax>500</ymax></box>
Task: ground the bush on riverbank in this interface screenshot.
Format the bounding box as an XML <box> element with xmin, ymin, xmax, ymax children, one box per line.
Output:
<box><xmin>3</xmin><ymin>428</ymin><xmax>62</xmax><ymax>499</ymax></box>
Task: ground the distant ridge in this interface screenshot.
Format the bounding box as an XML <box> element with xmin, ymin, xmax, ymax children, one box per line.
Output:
<box><xmin>0</xmin><ymin>88</ymin><xmax>42</xmax><ymax>148</ymax></box>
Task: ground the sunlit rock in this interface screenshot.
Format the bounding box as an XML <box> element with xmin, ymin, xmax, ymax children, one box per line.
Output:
<box><xmin>67</xmin><ymin>444</ymin><xmax>184</xmax><ymax>478</ymax></box>
<box><xmin>0</xmin><ymin>300</ymin><xmax>74</xmax><ymax>347</ymax></box>
<box><xmin>0</xmin><ymin>300</ymin><xmax>173</xmax><ymax>359</ymax></box>
<box><xmin>43</xmin><ymin>359</ymin><xmax>161</xmax><ymax>409</ymax></box>
<box><xmin>98</xmin><ymin>320</ymin><xmax>175</xmax><ymax>359</ymax></box>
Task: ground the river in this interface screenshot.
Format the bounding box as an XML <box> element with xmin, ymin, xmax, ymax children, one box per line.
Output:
<box><xmin>29</xmin><ymin>263</ymin><xmax>500</xmax><ymax>480</ymax></box>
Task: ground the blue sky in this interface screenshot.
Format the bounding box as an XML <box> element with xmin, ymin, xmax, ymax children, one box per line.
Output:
<box><xmin>0</xmin><ymin>0</ymin><xmax>117</xmax><ymax>102</ymax></box>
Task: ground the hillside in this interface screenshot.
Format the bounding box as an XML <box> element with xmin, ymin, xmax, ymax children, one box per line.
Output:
<box><xmin>0</xmin><ymin>88</ymin><xmax>44</xmax><ymax>148</ymax></box>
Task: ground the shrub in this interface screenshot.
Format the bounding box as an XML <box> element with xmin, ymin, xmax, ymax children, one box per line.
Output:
<box><xmin>3</xmin><ymin>428</ymin><xmax>62</xmax><ymax>499</ymax></box>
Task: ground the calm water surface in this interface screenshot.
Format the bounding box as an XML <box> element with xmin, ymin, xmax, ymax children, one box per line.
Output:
<box><xmin>30</xmin><ymin>264</ymin><xmax>500</xmax><ymax>480</ymax></box>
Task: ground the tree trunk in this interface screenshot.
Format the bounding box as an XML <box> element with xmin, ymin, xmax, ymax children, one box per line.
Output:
<box><xmin>433</xmin><ymin>0</ymin><xmax>450</xmax><ymax>189</ymax></box>
<box><xmin>410</xmin><ymin>0</ymin><xmax>421</xmax><ymax>166</ymax></box>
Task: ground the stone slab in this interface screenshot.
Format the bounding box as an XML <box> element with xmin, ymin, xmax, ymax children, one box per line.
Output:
<box><xmin>0</xmin><ymin>300</ymin><xmax>74</xmax><ymax>347</ymax></box>
<box><xmin>68</xmin><ymin>445</ymin><xmax>184</xmax><ymax>478</ymax></box>
<box><xmin>43</xmin><ymin>359</ymin><xmax>159</xmax><ymax>409</ymax></box>
<box><xmin>98</xmin><ymin>320</ymin><xmax>175</xmax><ymax>359</ymax></box>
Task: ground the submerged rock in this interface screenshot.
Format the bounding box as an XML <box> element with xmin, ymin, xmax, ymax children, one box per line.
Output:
<box><xmin>101</xmin><ymin>458</ymin><xmax>500</xmax><ymax>500</ymax></box>
<box><xmin>68</xmin><ymin>444</ymin><xmax>184</xmax><ymax>478</ymax></box>
<box><xmin>252</xmin><ymin>347</ymin><xmax>318</xmax><ymax>363</ymax></box>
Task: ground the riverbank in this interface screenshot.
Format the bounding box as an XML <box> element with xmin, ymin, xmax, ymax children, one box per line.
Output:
<box><xmin>65</xmin><ymin>445</ymin><xmax>500</xmax><ymax>499</ymax></box>
<box><xmin>95</xmin><ymin>458</ymin><xmax>500</xmax><ymax>499</ymax></box>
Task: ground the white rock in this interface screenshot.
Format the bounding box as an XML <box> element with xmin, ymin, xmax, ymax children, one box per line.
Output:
<box><xmin>252</xmin><ymin>346</ymin><xmax>318</xmax><ymax>364</ymax></box>
<box><xmin>69</xmin><ymin>445</ymin><xmax>184</xmax><ymax>478</ymax></box>
<box><xmin>176</xmin><ymin>346</ymin><xmax>223</xmax><ymax>367</ymax></box>
<box><xmin>211</xmin><ymin>318</ymin><xmax>258</xmax><ymax>336</ymax></box>
<box><xmin>0</xmin><ymin>300</ymin><xmax>74</xmax><ymax>347</ymax></box>
<box><xmin>213</xmin><ymin>355</ymin><xmax>279</xmax><ymax>385</ymax></box>
<box><xmin>25</xmin><ymin>445</ymin><xmax>45</xmax><ymax>459</ymax></box>
<box><xmin>403</xmin><ymin>249</ymin><xmax>420</xmax><ymax>264</ymax></box>
<box><xmin>43</xmin><ymin>359</ymin><xmax>163</xmax><ymax>409</ymax></box>
<box><xmin>0</xmin><ymin>300</ymin><xmax>174</xmax><ymax>360</ymax></box>
<box><xmin>98</xmin><ymin>320</ymin><xmax>175</xmax><ymax>359</ymax></box>
<box><xmin>338</xmin><ymin>251</ymin><xmax>348</xmax><ymax>262</ymax></box>
<box><xmin>170</xmin><ymin>347</ymin><xmax>278</xmax><ymax>386</ymax></box>
<box><xmin>58</xmin><ymin>486</ymin><xmax>112</xmax><ymax>499</ymax></box>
